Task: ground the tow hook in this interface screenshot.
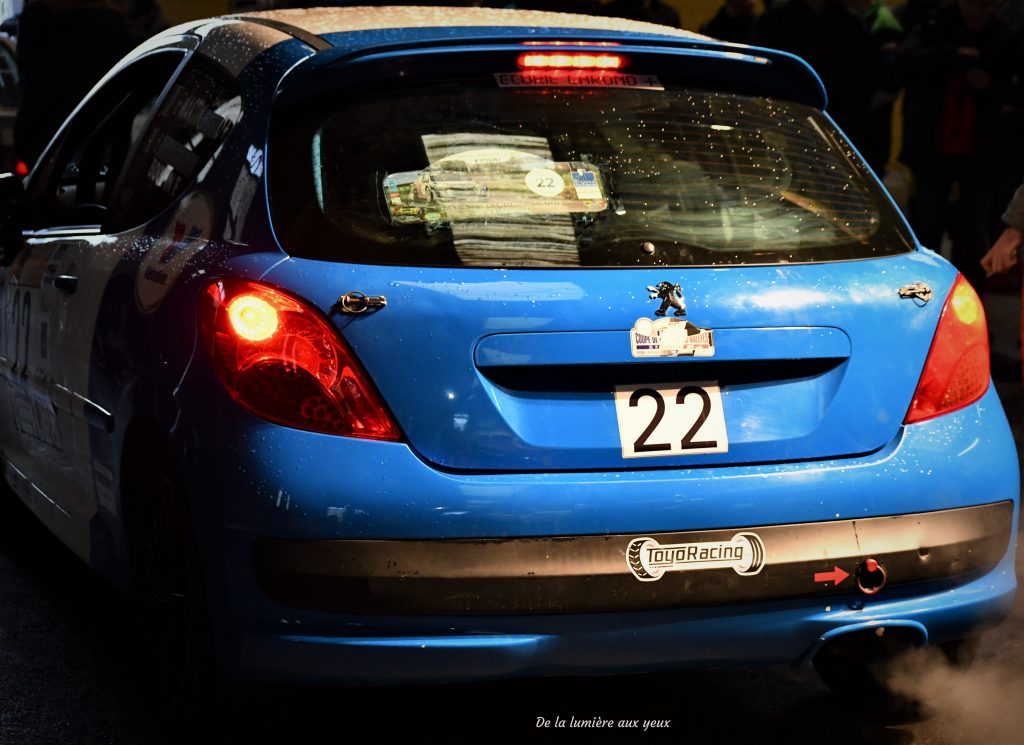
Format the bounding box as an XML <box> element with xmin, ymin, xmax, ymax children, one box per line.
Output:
<box><xmin>855</xmin><ymin>558</ymin><xmax>887</xmax><ymax>594</ymax></box>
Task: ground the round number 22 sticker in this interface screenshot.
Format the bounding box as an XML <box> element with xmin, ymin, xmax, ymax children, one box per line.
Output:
<box><xmin>524</xmin><ymin>168</ymin><xmax>565</xmax><ymax>197</ymax></box>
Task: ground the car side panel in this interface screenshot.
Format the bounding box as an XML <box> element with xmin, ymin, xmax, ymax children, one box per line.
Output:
<box><xmin>79</xmin><ymin>35</ymin><xmax>316</xmax><ymax>588</ymax></box>
<box><xmin>0</xmin><ymin>30</ymin><xmax>313</xmax><ymax>589</ymax></box>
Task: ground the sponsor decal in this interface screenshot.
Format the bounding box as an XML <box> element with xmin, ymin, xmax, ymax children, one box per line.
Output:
<box><xmin>494</xmin><ymin>72</ymin><xmax>663</xmax><ymax>90</ymax></box>
<box><xmin>246</xmin><ymin>144</ymin><xmax>264</xmax><ymax>178</ymax></box>
<box><xmin>135</xmin><ymin>191</ymin><xmax>212</xmax><ymax>314</ymax></box>
<box><xmin>382</xmin><ymin>154</ymin><xmax>606</xmax><ymax>226</ymax></box>
<box><xmin>570</xmin><ymin>168</ymin><xmax>602</xmax><ymax>200</ymax></box>
<box><xmin>630</xmin><ymin>316</ymin><xmax>714</xmax><ymax>357</ymax></box>
<box><xmin>630</xmin><ymin>280</ymin><xmax>714</xmax><ymax>357</ymax></box>
<box><xmin>384</xmin><ymin>175</ymin><xmax>402</xmax><ymax>205</ymax></box>
<box><xmin>627</xmin><ymin>532</ymin><xmax>765</xmax><ymax>581</ymax></box>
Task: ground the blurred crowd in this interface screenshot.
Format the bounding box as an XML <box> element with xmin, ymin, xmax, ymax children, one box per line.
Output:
<box><xmin>698</xmin><ymin>0</ymin><xmax>1024</xmax><ymax>297</ymax></box>
<box><xmin>7</xmin><ymin>0</ymin><xmax>1024</xmax><ymax>294</ymax></box>
<box><xmin>438</xmin><ymin>0</ymin><xmax>1023</xmax><ymax>296</ymax></box>
<box><xmin>11</xmin><ymin>0</ymin><xmax>166</xmax><ymax>168</ymax></box>
<box><xmin>227</xmin><ymin>0</ymin><xmax>1024</xmax><ymax>296</ymax></box>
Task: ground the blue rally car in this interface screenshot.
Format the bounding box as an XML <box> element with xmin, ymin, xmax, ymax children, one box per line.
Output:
<box><xmin>0</xmin><ymin>7</ymin><xmax>1017</xmax><ymax>695</ymax></box>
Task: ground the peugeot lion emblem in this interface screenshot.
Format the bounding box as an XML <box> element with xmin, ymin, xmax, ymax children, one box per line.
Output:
<box><xmin>647</xmin><ymin>281</ymin><xmax>686</xmax><ymax>317</ymax></box>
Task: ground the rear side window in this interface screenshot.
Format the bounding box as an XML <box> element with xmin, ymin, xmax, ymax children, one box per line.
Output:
<box><xmin>25</xmin><ymin>51</ymin><xmax>184</xmax><ymax>229</ymax></box>
<box><xmin>269</xmin><ymin>77</ymin><xmax>913</xmax><ymax>268</ymax></box>
<box><xmin>108</xmin><ymin>53</ymin><xmax>240</xmax><ymax>232</ymax></box>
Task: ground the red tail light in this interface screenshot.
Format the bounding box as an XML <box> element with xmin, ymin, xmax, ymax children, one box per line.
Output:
<box><xmin>520</xmin><ymin>41</ymin><xmax>621</xmax><ymax>47</ymax></box>
<box><xmin>14</xmin><ymin>160</ymin><xmax>28</xmax><ymax>177</ymax></box>
<box><xmin>200</xmin><ymin>279</ymin><xmax>401</xmax><ymax>440</ymax></box>
<box><xmin>904</xmin><ymin>274</ymin><xmax>990</xmax><ymax>424</ymax></box>
<box><xmin>517</xmin><ymin>52</ymin><xmax>626</xmax><ymax>70</ymax></box>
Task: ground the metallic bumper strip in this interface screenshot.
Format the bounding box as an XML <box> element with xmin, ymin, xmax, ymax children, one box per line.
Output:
<box><xmin>253</xmin><ymin>501</ymin><xmax>1014</xmax><ymax>615</ymax></box>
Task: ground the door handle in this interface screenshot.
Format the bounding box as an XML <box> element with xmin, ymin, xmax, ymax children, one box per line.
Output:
<box><xmin>53</xmin><ymin>274</ymin><xmax>78</xmax><ymax>294</ymax></box>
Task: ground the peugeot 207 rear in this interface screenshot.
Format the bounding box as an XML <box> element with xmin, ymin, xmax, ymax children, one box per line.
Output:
<box><xmin>224</xmin><ymin>10</ymin><xmax>1016</xmax><ymax>686</ymax></box>
<box><xmin>0</xmin><ymin>7</ymin><xmax>1016</xmax><ymax>695</ymax></box>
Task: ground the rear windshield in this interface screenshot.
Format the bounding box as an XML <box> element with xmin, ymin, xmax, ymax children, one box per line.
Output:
<box><xmin>268</xmin><ymin>76</ymin><xmax>914</xmax><ymax>268</ymax></box>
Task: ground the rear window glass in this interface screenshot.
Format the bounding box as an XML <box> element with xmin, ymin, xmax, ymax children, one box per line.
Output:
<box><xmin>269</xmin><ymin>78</ymin><xmax>913</xmax><ymax>268</ymax></box>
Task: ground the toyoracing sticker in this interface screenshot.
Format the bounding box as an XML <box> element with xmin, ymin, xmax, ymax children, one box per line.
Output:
<box><xmin>627</xmin><ymin>533</ymin><xmax>766</xmax><ymax>582</ymax></box>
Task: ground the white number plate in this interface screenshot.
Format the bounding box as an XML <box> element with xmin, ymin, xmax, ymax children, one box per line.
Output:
<box><xmin>613</xmin><ymin>381</ymin><xmax>728</xmax><ymax>459</ymax></box>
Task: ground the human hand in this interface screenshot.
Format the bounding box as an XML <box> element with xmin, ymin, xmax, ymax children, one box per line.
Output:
<box><xmin>981</xmin><ymin>227</ymin><xmax>1023</xmax><ymax>276</ymax></box>
<box><xmin>964</xmin><ymin>67</ymin><xmax>991</xmax><ymax>90</ymax></box>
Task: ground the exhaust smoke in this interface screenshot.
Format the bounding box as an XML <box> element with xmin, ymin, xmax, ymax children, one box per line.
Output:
<box><xmin>886</xmin><ymin>645</ymin><xmax>1024</xmax><ymax>744</ymax></box>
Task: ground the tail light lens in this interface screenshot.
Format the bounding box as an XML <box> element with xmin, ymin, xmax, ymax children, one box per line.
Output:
<box><xmin>516</xmin><ymin>52</ymin><xmax>627</xmax><ymax>69</ymax></box>
<box><xmin>904</xmin><ymin>274</ymin><xmax>990</xmax><ymax>424</ymax></box>
<box><xmin>199</xmin><ymin>279</ymin><xmax>401</xmax><ymax>440</ymax></box>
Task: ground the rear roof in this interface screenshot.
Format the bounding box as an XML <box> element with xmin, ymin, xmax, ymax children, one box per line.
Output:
<box><xmin>236</xmin><ymin>6</ymin><xmax>708</xmax><ymax>41</ymax></box>
<box><xmin>230</xmin><ymin>5</ymin><xmax>825</xmax><ymax>110</ymax></box>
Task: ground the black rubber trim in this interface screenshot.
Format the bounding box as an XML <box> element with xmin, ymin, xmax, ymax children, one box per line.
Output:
<box><xmin>253</xmin><ymin>501</ymin><xmax>1013</xmax><ymax>615</ymax></box>
<box><xmin>231</xmin><ymin>15</ymin><xmax>333</xmax><ymax>51</ymax></box>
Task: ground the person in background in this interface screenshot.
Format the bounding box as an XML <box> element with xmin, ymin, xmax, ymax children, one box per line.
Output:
<box><xmin>700</xmin><ymin>0</ymin><xmax>759</xmax><ymax>44</ymax></box>
<box><xmin>116</xmin><ymin>0</ymin><xmax>166</xmax><ymax>46</ymax></box>
<box><xmin>893</xmin><ymin>0</ymin><xmax>946</xmax><ymax>34</ymax></box>
<box><xmin>982</xmin><ymin>183</ymin><xmax>1024</xmax><ymax>277</ymax></box>
<box><xmin>981</xmin><ymin>183</ymin><xmax>1024</xmax><ymax>381</ymax></box>
<box><xmin>841</xmin><ymin>0</ymin><xmax>904</xmax><ymax>175</ymax></box>
<box><xmin>14</xmin><ymin>0</ymin><xmax>130</xmax><ymax>169</ymax></box>
<box><xmin>896</xmin><ymin>0</ymin><xmax>1012</xmax><ymax>294</ymax></box>
<box><xmin>988</xmin><ymin>19</ymin><xmax>1024</xmax><ymax>263</ymax></box>
<box><xmin>754</xmin><ymin>0</ymin><xmax>874</xmax><ymax>157</ymax></box>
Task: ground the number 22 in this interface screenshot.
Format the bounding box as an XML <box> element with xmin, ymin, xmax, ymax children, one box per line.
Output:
<box><xmin>628</xmin><ymin>386</ymin><xmax>718</xmax><ymax>452</ymax></box>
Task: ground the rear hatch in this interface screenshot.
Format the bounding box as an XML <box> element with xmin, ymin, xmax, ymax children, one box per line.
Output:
<box><xmin>266</xmin><ymin>41</ymin><xmax>939</xmax><ymax>472</ymax></box>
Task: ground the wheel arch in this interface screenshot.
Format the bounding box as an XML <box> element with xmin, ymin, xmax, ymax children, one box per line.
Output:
<box><xmin>119</xmin><ymin>414</ymin><xmax>187</xmax><ymax>595</ymax></box>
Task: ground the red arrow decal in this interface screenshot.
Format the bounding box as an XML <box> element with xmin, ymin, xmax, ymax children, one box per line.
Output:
<box><xmin>814</xmin><ymin>566</ymin><xmax>850</xmax><ymax>586</ymax></box>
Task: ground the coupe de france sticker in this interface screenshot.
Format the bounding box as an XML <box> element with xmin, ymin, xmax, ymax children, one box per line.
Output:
<box><xmin>613</xmin><ymin>381</ymin><xmax>728</xmax><ymax>459</ymax></box>
<box><xmin>630</xmin><ymin>317</ymin><xmax>714</xmax><ymax>358</ymax></box>
<box><xmin>136</xmin><ymin>191</ymin><xmax>213</xmax><ymax>314</ymax></box>
<box><xmin>627</xmin><ymin>532</ymin><xmax>765</xmax><ymax>582</ymax></box>
<box><xmin>494</xmin><ymin>72</ymin><xmax>664</xmax><ymax>90</ymax></box>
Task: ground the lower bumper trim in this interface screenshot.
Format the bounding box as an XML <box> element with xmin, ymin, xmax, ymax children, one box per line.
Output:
<box><xmin>253</xmin><ymin>501</ymin><xmax>1013</xmax><ymax>615</ymax></box>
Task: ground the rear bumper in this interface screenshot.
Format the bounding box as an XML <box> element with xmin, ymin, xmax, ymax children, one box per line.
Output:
<box><xmin>253</xmin><ymin>501</ymin><xmax>1013</xmax><ymax>615</ymax></box>
<box><xmin>180</xmin><ymin>385</ymin><xmax>1019</xmax><ymax>684</ymax></box>
<box><xmin>234</xmin><ymin>550</ymin><xmax>1018</xmax><ymax>684</ymax></box>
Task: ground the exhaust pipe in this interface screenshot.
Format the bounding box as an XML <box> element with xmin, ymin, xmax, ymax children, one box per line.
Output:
<box><xmin>811</xmin><ymin>624</ymin><xmax>926</xmax><ymax>701</ymax></box>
